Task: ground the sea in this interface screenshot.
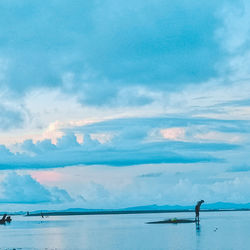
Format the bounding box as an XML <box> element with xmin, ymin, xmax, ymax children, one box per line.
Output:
<box><xmin>0</xmin><ymin>211</ymin><xmax>249</xmax><ymax>250</ymax></box>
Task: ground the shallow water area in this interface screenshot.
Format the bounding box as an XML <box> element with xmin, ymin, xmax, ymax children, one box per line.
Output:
<box><xmin>0</xmin><ymin>211</ymin><xmax>249</xmax><ymax>250</ymax></box>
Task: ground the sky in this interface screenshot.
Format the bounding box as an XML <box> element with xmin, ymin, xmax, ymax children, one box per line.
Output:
<box><xmin>0</xmin><ymin>0</ymin><xmax>250</xmax><ymax>211</ymax></box>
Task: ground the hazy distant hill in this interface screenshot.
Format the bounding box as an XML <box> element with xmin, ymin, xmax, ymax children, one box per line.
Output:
<box><xmin>123</xmin><ymin>202</ymin><xmax>250</xmax><ymax>211</ymax></box>
<box><xmin>24</xmin><ymin>202</ymin><xmax>250</xmax><ymax>216</ymax></box>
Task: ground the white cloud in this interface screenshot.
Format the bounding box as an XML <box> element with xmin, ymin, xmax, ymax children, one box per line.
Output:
<box><xmin>0</xmin><ymin>172</ymin><xmax>73</xmax><ymax>204</ymax></box>
<box><xmin>194</xmin><ymin>131</ymin><xmax>242</xmax><ymax>143</ymax></box>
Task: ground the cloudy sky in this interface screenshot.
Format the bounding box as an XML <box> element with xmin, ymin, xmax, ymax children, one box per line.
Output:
<box><xmin>0</xmin><ymin>0</ymin><xmax>250</xmax><ymax>211</ymax></box>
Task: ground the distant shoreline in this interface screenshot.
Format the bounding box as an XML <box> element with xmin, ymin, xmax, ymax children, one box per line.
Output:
<box><xmin>25</xmin><ymin>209</ymin><xmax>250</xmax><ymax>217</ymax></box>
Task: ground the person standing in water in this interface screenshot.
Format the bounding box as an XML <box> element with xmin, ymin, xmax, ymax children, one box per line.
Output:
<box><xmin>195</xmin><ymin>200</ymin><xmax>204</xmax><ymax>223</ymax></box>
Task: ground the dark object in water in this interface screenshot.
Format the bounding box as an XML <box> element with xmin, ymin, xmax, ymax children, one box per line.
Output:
<box><xmin>6</xmin><ymin>216</ymin><xmax>12</xmax><ymax>223</ymax></box>
<box><xmin>147</xmin><ymin>218</ymin><xmax>196</xmax><ymax>224</ymax></box>
<box><xmin>0</xmin><ymin>214</ymin><xmax>7</xmax><ymax>224</ymax></box>
<box><xmin>0</xmin><ymin>214</ymin><xmax>12</xmax><ymax>224</ymax></box>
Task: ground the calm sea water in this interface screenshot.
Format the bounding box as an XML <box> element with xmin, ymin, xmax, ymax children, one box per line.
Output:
<box><xmin>0</xmin><ymin>211</ymin><xmax>249</xmax><ymax>250</ymax></box>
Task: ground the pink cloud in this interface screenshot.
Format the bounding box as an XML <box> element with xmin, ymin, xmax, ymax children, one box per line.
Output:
<box><xmin>31</xmin><ymin>170</ymin><xmax>63</xmax><ymax>184</ymax></box>
<box><xmin>160</xmin><ymin>127</ymin><xmax>186</xmax><ymax>141</ymax></box>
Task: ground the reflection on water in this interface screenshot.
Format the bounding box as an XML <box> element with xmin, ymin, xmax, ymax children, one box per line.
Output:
<box><xmin>196</xmin><ymin>222</ymin><xmax>201</xmax><ymax>232</ymax></box>
<box><xmin>195</xmin><ymin>223</ymin><xmax>201</xmax><ymax>250</ymax></box>
<box><xmin>0</xmin><ymin>211</ymin><xmax>250</xmax><ymax>250</ymax></box>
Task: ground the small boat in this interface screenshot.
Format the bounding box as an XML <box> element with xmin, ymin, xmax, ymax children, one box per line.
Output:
<box><xmin>147</xmin><ymin>218</ymin><xmax>196</xmax><ymax>224</ymax></box>
<box><xmin>0</xmin><ymin>214</ymin><xmax>7</xmax><ymax>224</ymax></box>
<box><xmin>0</xmin><ymin>214</ymin><xmax>12</xmax><ymax>224</ymax></box>
<box><xmin>5</xmin><ymin>216</ymin><xmax>12</xmax><ymax>223</ymax></box>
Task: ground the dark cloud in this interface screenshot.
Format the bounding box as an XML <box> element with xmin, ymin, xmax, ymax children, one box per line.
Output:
<box><xmin>0</xmin><ymin>0</ymin><xmax>228</xmax><ymax>105</ymax></box>
<box><xmin>227</xmin><ymin>165</ymin><xmax>250</xmax><ymax>172</ymax></box>
<box><xmin>138</xmin><ymin>172</ymin><xmax>163</xmax><ymax>178</ymax></box>
<box><xmin>0</xmin><ymin>141</ymin><xmax>219</xmax><ymax>169</ymax></box>
<box><xmin>0</xmin><ymin>104</ymin><xmax>24</xmax><ymax>130</ymax></box>
<box><xmin>75</xmin><ymin>116</ymin><xmax>249</xmax><ymax>132</ymax></box>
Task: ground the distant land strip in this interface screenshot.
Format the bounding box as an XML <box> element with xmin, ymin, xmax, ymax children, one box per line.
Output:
<box><xmin>25</xmin><ymin>209</ymin><xmax>250</xmax><ymax>216</ymax></box>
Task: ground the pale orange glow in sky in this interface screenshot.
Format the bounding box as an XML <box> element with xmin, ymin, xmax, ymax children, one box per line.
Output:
<box><xmin>31</xmin><ymin>170</ymin><xmax>63</xmax><ymax>184</ymax></box>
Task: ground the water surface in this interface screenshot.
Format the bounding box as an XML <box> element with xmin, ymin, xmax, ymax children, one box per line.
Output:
<box><xmin>0</xmin><ymin>211</ymin><xmax>249</xmax><ymax>249</ymax></box>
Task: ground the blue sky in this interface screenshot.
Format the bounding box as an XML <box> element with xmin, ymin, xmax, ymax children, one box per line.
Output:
<box><xmin>0</xmin><ymin>0</ymin><xmax>250</xmax><ymax>211</ymax></box>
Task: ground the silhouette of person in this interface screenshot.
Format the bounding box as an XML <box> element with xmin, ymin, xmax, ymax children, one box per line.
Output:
<box><xmin>195</xmin><ymin>200</ymin><xmax>204</xmax><ymax>223</ymax></box>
